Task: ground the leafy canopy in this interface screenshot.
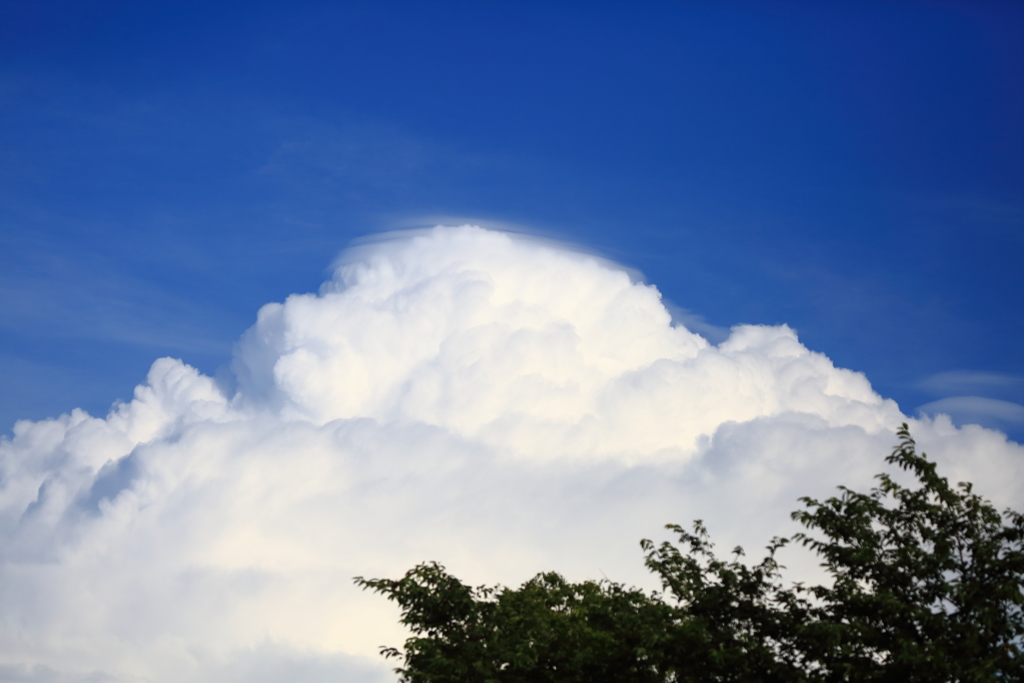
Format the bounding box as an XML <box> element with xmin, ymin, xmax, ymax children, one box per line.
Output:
<box><xmin>356</xmin><ymin>425</ymin><xmax>1024</xmax><ymax>682</ymax></box>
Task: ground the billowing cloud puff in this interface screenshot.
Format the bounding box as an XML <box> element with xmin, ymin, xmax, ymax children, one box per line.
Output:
<box><xmin>2</xmin><ymin>226</ymin><xmax>1021</xmax><ymax>682</ymax></box>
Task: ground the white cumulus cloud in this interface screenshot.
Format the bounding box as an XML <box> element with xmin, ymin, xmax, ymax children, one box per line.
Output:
<box><xmin>2</xmin><ymin>225</ymin><xmax>1022</xmax><ymax>682</ymax></box>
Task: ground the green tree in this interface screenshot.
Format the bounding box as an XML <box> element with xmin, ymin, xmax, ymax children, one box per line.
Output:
<box><xmin>357</xmin><ymin>425</ymin><xmax>1024</xmax><ymax>682</ymax></box>
<box><xmin>785</xmin><ymin>424</ymin><xmax>1024</xmax><ymax>681</ymax></box>
<box><xmin>356</xmin><ymin>564</ymin><xmax>673</xmax><ymax>682</ymax></box>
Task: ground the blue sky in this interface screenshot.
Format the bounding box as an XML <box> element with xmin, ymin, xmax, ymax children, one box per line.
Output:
<box><xmin>3</xmin><ymin>0</ymin><xmax>1023</xmax><ymax>441</ymax></box>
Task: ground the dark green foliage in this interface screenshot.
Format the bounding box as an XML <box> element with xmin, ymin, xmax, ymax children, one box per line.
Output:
<box><xmin>357</xmin><ymin>425</ymin><xmax>1024</xmax><ymax>682</ymax></box>
<box><xmin>355</xmin><ymin>565</ymin><xmax>672</xmax><ymax>682</ymax></box>
<box><xmin>640</xmin><ymin>524</ymin><xmax>812</xmax><ymax>682</ymax></box>
<box><xmin>787</xmin><ymin>424</ymin><xmax>1024</xmax><ymax>681</ymax></box>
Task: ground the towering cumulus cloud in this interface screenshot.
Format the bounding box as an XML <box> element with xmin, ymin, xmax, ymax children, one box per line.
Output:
<box><xmin>2</xmin><ymin>226</ymin><xmax>1021</xmax><ymax>682</ymax></box>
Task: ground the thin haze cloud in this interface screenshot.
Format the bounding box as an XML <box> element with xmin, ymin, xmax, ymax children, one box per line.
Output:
<box><xmin>1</xmin><ymin>226</ymin><xmax>1021</xmax><ymax>682</ymax></box>
<box><xmin>917</xmin><ymin>370</ymin><xmax>1024</xmax><ymax>395</ymax></box>
<box><xmin>918</xmin><ymin>397</ymin><xmax>1024</xmax><ymax>425</ymax></box>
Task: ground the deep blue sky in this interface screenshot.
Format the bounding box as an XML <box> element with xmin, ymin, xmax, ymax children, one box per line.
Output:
<box><xmin>2</xmin><ymin>0</ymin><xmax>1022</xmax><ymax>440</ymax></box>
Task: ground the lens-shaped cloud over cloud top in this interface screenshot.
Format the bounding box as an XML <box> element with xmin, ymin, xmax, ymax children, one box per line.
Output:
<box><xmin>2</xmin><ymin>226</ymin><xmax>1022</xmax><ymax>682</ymax></box>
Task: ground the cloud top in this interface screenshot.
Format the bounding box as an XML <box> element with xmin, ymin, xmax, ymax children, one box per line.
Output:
<box><xmin>2</xmin><ymin>226</ymin><xmax>1021</xmax><ymax>682</ymax></box>
<box><xmin>232</xmin><ymin>226</ymin><xmax>897</xmax><ymax>460</ymax></box>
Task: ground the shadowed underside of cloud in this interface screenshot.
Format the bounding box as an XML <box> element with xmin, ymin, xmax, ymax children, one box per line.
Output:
<box><xmin>2</xmin><ymin>226</ymin><xmax>1022</xmax><ymax>682</ymax></box>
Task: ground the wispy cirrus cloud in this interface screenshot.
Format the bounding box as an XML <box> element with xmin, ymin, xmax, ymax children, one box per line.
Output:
<box><xmin>917</xmin><ymin>396</ymin><xmax>1024</xmax><ymax>426</ymax></box>
<box><xmin>916</xmin><ymin>370</ymin><xmax>1024</xmax><ymax>395</ymax></box>
<box><xmin>914</xmin><ymin>371</ymin><xmax>1024</xmax><ymax>433</ymax></box>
